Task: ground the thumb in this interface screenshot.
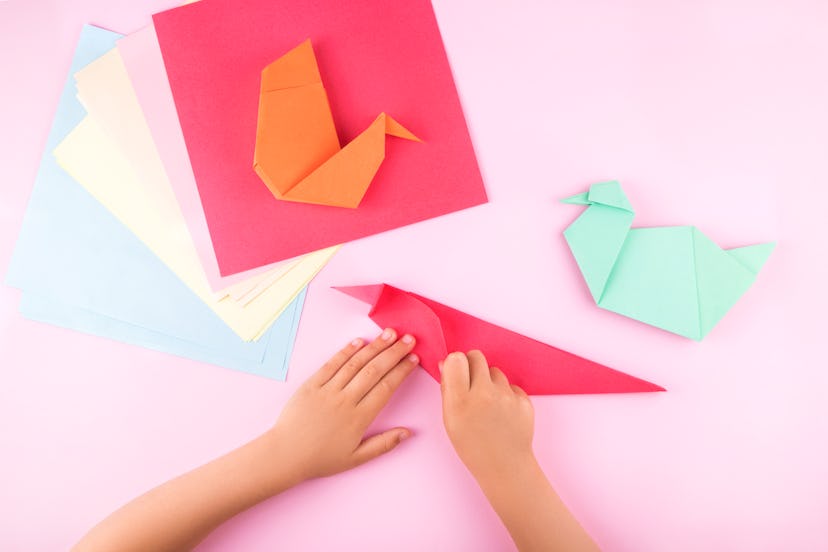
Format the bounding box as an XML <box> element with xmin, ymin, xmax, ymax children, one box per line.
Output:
<box><xmin>352</xmin><ymin>428</ymin><xmax>411</xmax><ymax>467</ymax></box>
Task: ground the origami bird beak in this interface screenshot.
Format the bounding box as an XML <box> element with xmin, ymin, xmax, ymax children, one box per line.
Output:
<box><xmin>560</xmin><ymin>191</ymin><xmax>592</xmax><ymax>205</ymax></box>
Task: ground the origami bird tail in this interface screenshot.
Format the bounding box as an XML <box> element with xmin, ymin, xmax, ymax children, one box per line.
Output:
<box><xmin>689</xmin><ymin>233</ymin><xmax>776</xmax><ymax>340</ymax></box>
<box><xmin>726</xmin><ymin>242</ymin><xmax>775</xmax><ymax>275</ymax></box>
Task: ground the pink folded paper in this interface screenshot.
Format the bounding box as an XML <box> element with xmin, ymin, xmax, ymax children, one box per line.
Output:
<box><xmin>117</xmin><ymin>26</ymin><xmax>289</xmax><ymax>291</ymax></box>
<box><xmin>338</xmin><ymin>284</ymin><xmax>665</xmax><ymax>395</ymax></box>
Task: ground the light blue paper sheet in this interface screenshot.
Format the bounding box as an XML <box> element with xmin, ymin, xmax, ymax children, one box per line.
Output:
<box><xmin>19</xmin><ymin>289</ymin><xmax>305</xmax><ymax>380</ymax></box>
<box><xmin>5</xmin><ymin>25</ymin><xmax>304</xmax><ymax>379</ymax></box>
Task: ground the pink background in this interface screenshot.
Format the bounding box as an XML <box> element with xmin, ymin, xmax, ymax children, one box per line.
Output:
<box><xmin>1</xmin><ymin>1</ymin><xmax>825</xmax><ymax>550</ymax></box>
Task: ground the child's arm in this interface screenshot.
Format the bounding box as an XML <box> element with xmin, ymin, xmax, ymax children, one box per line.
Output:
<box><xmin>440</xmin><ymin>351</ymin><xmax>600</xmax><ymax>552</ymax></box>
<box><xmin>73</xmin><ymin>329</ymin><xmax>418</xmax><ymax>552</ymax></box>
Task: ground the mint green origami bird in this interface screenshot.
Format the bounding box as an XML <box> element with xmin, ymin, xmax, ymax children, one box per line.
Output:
<box><xmin>562</xmin><ymin>181</ymin><xmax>774</xmax><ymax>340</ymax></box>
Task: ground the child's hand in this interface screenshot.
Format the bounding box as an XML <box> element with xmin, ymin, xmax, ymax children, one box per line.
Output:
<box><xmin>72</xmin><ymin>330</ymin><xmax>419</xmax><ymax>552</ymax></box>
<box><xmin>268</xmin><ymin>329</ymin><xmax>419</xmax><ymax>484</ymax></box>
<box><xmin>441</xmin><ymin>351</ymin><xmax>599</xmax><ymax>552</ymax></box>
<box><xmin>440</xmin><ymin>350</ymin><xmax>535</xmax><ymax>480</ymax></box>
<box><xmin>75</xmin><ymin>342</ymin><xmax>597</xmax><ymax>552</ymax></box>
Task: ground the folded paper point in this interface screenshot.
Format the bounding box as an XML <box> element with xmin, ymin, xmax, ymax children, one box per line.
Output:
<box><xmin>334</xmin><ymin>284</ymin><xmax>385</xmax><ymax>307</ymax></box>
<box><xmin>335</xmin><ymin>284</ymin><xmax>664</xmax><ymax>395</ymax></box>
<box><xmin>562</xmin><ymin>181</ymin><xmax>774</xmax><ymax>340</ymax></box>
<box><xmin>253</xmin><ymin>40</ymin><xmax>420</xmax><ymax>209</ymax></box>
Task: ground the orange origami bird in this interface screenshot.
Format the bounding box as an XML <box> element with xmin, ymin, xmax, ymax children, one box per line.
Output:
<box><xmin>253</xmin><ymin>39</ymin><xmax>421</xmax><ymax>208</ymax></box>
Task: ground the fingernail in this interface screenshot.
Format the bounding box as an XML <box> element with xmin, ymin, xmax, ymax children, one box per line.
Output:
<box><xmin>407</xmin><ymin>353</ymin><xmax>419</xmax><ymax>364</ymax></box>
<box><xmin>381</xmin><ymin>328</ymin><xmax>395</xmax><ymax>340</ymax></box>
<box><xmin>398</xmin><ymin>431</ymin><xmax>410</xmax><ymax>442</ymax></box>
<box><xmin>351</xmin><ymin>338</ymin><xmax>363</xmax><ymax>347</ymax></box>
<box><xmin>402</xmin><ymin>334</ymin><xmax>414</xmax><ymax>344</ymax></box>
<box><xmin>448</xmin><ymin>351</ymin><xmax>464</xmax><ymax>361</ymax></box>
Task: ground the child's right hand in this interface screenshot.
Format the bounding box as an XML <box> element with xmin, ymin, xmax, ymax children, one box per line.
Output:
<box><xmin>440</xmin><ymin>351</ymin><xmax>599</xmax><ymax>552</ymax></box>
<box><xmin>440</xmin><ymin>350</ymin><xmax>535</xmax><ymax>481</ymax></box>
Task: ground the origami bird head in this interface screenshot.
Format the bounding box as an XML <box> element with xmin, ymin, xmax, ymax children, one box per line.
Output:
<box><xmin>561</xmin><ymin>180</ymin><xmax>634</xmax><ymax>214</ymax></box>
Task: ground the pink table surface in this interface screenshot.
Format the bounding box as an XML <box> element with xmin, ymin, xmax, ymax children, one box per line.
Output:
<box><xmin>1</xmin><ymin>1</ymin><xmax>826</xmax><ymax>551</ymax></box>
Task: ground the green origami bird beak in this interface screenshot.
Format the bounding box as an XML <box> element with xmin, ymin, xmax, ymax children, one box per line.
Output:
<box><xmin>561</xmin><ymin>192</ymin><xmax>592</xmax><ymax>205</ymax></box>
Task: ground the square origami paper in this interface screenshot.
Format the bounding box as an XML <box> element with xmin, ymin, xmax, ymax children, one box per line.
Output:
<box><xmin>152</xmin><ymin>0</ymin><xmax>488</xmax><ymax>276</ymax></box>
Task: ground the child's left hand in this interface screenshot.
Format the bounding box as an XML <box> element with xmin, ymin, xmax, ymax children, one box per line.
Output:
<box><xmin>72</xmin><ymin>330</ymin><xmax>419</xmax><ymax>552</ymax></box>
<box><xmin>266</xmin><ymin>328</ymin><xmax>419</xmax><ymax>485</ymax></box>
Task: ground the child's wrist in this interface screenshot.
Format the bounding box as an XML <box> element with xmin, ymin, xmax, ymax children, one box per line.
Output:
<box><xmin>469</xmin><ymin>450</ymin><xmax>538</xmax><ymax>491</ymax></box>
<box><xmin>254</xmin><ymin>429</ymin><xmax>308</xmax><ymax>494</ymax></box>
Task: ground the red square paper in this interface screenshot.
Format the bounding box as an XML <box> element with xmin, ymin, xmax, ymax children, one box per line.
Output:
<box><xmin>153</xmin><ymin>0</ymin><xmax>488</xmax><ymax>276</ymax></box>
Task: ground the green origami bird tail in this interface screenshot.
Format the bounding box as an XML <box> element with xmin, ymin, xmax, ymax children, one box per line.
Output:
<box><xmin>562</xmin><ymin>181</ymin><xmax>635</xmax><ymax>303</ymax></box>
<box><xmin>726</xmin><ymin>242</ymin><xmax>775</xmax><ymax>274</ymax></box>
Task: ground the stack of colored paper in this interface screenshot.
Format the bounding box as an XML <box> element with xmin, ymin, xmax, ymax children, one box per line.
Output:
<box><xmin>6</xmin><ymin>0</ymin><xmax>488</xmax><ymax>379</ymax></box>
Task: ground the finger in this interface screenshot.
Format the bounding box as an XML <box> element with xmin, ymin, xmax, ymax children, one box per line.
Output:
<box><xmin>325</xmin><ymin>328</ymin><xmax>397</xmax><ymax>390</ymax></box>
<box><xmin>512</xmin><ymin>384</ymin><xmax>533</xmax><ymax>415</ymax></box>
<box><xmin>344</xmin><ymin>334</ymin><xmax>416</xmax><ymax>401</ymax></box>
<box><xmin>440</xmin><ymin>351</ymin><xmax>470</xmax><ymax>395</ymax></box>
<box><xmin>466</xmin><ymin>350</ymin><xmax>491</xmax><ymax>388</ymax></box>
<box><xmin>490</xmin><ymin>366</ymin><xmax>510</xmax><ymax>389</ymax></box>
<box><xmin>310</xmin><ymin>338</ymin><xmax>365</xmax><ymax>387</ymax></box>
<box><xmin>351</xmin><ymin>428</ymin><xmax>411</xmax><ymax>467</ymax></box>
<box><xmin>358</xmin><ymin>353</ymin><xmax>419</xmax><ymax>413</ymax></box>
<box><xmin>511</xmin><ymin>383</ymin><xmax>528</xmax><ymax>398</ymax></box>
